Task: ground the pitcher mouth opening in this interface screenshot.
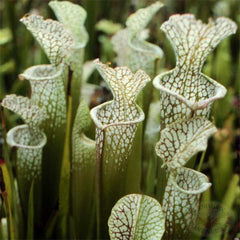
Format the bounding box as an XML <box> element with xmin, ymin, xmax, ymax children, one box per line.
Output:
<box><xmin>153</xmin><ymin>72</ymin><xmax>227</xmax><ymax>111</ymax></box>
<box><xmin>170</xmin><ymin>167</ymin><xmax>211</xmax><ymax>195</ymax></box>
<box><xmin>7</xmin><ymin>124</ymin><xmax>47</xmax><ymax>149</ymax></box>
<box><xmin>19</xmin><ymin>64</ymin><xmax>64</xmax><ymax>82</ymax></box>
<box><xmin>90</xmin><ymin>101</ymin><xmax>145</xmax><ymax>130</ymax></box>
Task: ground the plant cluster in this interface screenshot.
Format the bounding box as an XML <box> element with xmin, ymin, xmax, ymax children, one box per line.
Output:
<box><xmin>0</xmin><ymin>1</ymin><xmax>239</xmax><ymax>240</ymax></box>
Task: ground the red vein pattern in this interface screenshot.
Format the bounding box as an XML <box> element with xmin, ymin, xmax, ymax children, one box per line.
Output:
<box><xmin>153</xmin><ymin>14</ymin><xmax>237</xmax><ymax>239</ymax></box>
<box><xmin>155</xmin><ymin>117</ymin><xmax>217</xmax><ymax>169</ymax></box>
<box><xmin>90</xmin><ymin>59</ymin><xmax>150</xmax><ymax>237</ymax></box>
<box><xmin>19</xmin><ymin>64</ymin><xmax>67</xmax><ymax>216</ymax></box>
<box><xmin>1</xmin><ymin>94</ymin><xmax>47</xmax><ymax>128</ymax></box>
<box><xmin>162</xmin><ymin>168</ymin><xmax>211</xmax><ymax>239</ymax></box>
<box><xmin>108</xmin><ymin>194</ymin><xmax>165</xmax><ymax>240</ymax></box>
<box><xmin>20</xmin><ymin>15</ymin><xmax>74</xmax><ymax>65</ymax></box>
<box><xmin>91</xmin><ymin>59</ymin><xmax>150</xmax><ymax>171</ymax></box>
<box><xmin>2</xmin><ymin>94</ymin><xmax>47</xmax><ymax>215</ymax></box>
<box><xmin>20</xmin><ymin>64</ymin><xmax>67</xmax><ymax>138</ymax></box>
<box><xmin>153</xmin><ymin>14</ymin><xmax>237</xmax><ymax>129</ymax></box>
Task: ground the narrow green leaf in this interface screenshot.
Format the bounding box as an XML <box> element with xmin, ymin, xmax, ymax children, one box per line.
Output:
<box><xmin>0</xmin><ymin>218</ymin><xmax>9</xmax><ymax>240</ymax></box>
<box><xmin>108</xmin><ymin>194</ymin><xmax>165</xmax><ymax>240</ymax></box>
<box><xmin>208</xmin><ymin>174</ymin><xmax>240</xmax><ymax>240</ymax></box>
<box><xmin>0</xmin><ymin>160</ymin><xmax>16</xmax><ymax>239</ymax></box>
<box><xmin>215</xmin><ymin>38</ymin><xmax>232</xmax><ymax>87</ymax></box>
<box><xmin>143</xmin><ymin>101</ymin><xmax>161</xmax><ymax>195</ymax></box>
<box><xmin>212</xmin><ymin>114</ymin><xmax>235</xmax><ymax>199</ymax></box>
<box><xmin>68</xmin><ymin>49</ymin><xmax>85</xmax><ymax>120</ymax></box>
<box><xmin>0</xmin><ymin>28</ymin><xmax>12</xmax><ymax>45</ymax></box>
<box><xmin>0</xmin><ymin>59</ymin><xmax>15</xmax><ymax>75</ymax></box>
<box><xmin>27</xmin><ymin>180</ymin><xmax>35</xmax><ymax>240</ymax></box>
<box><xmin>236</xmin><ymin>49</ymin><xmax>240</xmax><ymax>94</ymax></box>
<box><xmin>44</xmin><ymin>211</ymin><xmax>59</xmax><ymax>239</ymax></box>
<box><xmin>59</xmin><ymin>96</ymin><xmax>72</xmax><ymax>238</ymax></box>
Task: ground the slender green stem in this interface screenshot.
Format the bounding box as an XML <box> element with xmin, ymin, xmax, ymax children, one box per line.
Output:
<box><xmin>0</xmin><ymin>161</ymin><xmax>17</xmax><ymax>239</ymax></box>
<box><xmin>197</xmin><ymin>151</ymin><xmax>206</xmax><ymax>171</ymax></box>
<box><xmin>59</xmin><ymin>97</ymin><xmax>72</xmax><ymax>238</ymax></box>
<box><xmin>156</xmin><ymin>159</ymin><xmax>167</xmax><ymax>204</ymax></box>
<box><xmin>209</xmin><ymin>174</ymin><xmax>239</xmax><ymax>240</ymax></box>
